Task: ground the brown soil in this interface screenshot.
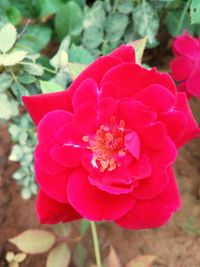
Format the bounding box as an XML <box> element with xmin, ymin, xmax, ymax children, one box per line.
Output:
<box><xmin>0</xmin><ymin>99</ymin><xmax>200</xmax><ymax>267</ymax></box>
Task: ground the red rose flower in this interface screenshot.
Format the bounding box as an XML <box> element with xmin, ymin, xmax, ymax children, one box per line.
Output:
<box><xmin>23</xmin><ymin>45</ymin><xmax>200</xmax><ymax>229</ymax></box>
<box><xmin>170</xmin><ymin>31</ymin><xmax>200</xmax><ymax>99</ymax></box>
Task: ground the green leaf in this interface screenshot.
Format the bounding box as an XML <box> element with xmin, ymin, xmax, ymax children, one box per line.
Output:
<box><xmin>166</xmin><ymin>9</ymin><xmax>195</xmax><ymax>36</ymax></box>
<box><xmin>38</xmin><ymin>0</ymin><xmax>64</xmax><ymax>17</ymax></box>
<box><xmin>108</xmin><ymin>247</ymin><xmax>122</xmax><ymax>267</ymax></box>
<box><xmin>117</xmin><ymin>0</ymin><xmax>133</xmax><ymax>14</ymax></box>
<box><xmin>105</xmin><ymin>13</ymin><xmax>128</xmax><ymax>42</ymax></box>
<box><xmin>40</xmin><ymin>80</ymin><xmax>63</xmax><ymax>93</ymax></box>
<box><xmin>9</xmin><ymin>230</ymin><xmax>56</xmax><ymax>254</ymax></box>
<box><xmin>68</xmin><ymin>45</ymin><xmax>95</xmax><ymax>64</ymax></box>
<box><xmin>16</xmin><ymin>25</ymin><xmax>52</xmax><ymax>53</ymax></box>
<box><xmin>0</xmin><ymin>23</ymin><xmax>17</xmax><ymax>53</ymax></box>
<box><xmin>68</xmin><ymin>62</ymin><xmax>86</xmax><ymax>80</ymax></box>
<box><xmin>14</xmin><ymin>253</ymin><xmax>27</xmax><ymax>263</ymax></box>
<box><xmin>46</xmin><ymin>243</ymin><xmax>70</xmax><ymax>267</ymax></box>
<box><xmin>6</xmin><ymin>7</ymin><xmax>21</xmax><ymax>25</ymax></box>
<box><xmin>80</xmin><ymin>220</ymin><xmax>90</xmax><ymax>236</ymax></box>
<box><xmin>50</xmin><ymin>50</ymin><xmax>68</xmax><ymax>70</ymax></box>
<box><xmin>11</xmin><ymin>83</ymin><xmax>29</xmax><ymax>103</ymax></box>
<box><xmin>73</xmin><ymin>244</ymin><xmax>88</xmax><ymax>267</ymax></box>
<box><xmin>52</xmin><ymin>223</ymin><xmax>71</xmax><ymax>238</ymax></box>
<box><xmin>0</xmin><ymin>93</ymin><xmax>18</xmax><ymax>120</ymax></box>
<box><xmin>24</xmin><ymin>63</ymin><xmax>44</xmax><ymax>76</ymax></box>
<box><xmin>9</xmin><ymin>144</ymin><xmax>23</xmax><ymax>161</ymax></box>
<box><xmin>130</xmin><ymin>37</ymin><xmax>147</xmax><ymax>64</ymax></box>
<box><xmin>83</xmin><ymin>26</ymin><xmax>103</xmax><ymax>50</ymax></box>
<box><xmin>0</xmin><ymin>51</ymin><xmax>28</xmax><ymax>66</ymax></box>
<box><xmin>18</xmin><ymin>73</ymin><xmax>36</xmax><ymax>84</ymax></box>
<box><xmin>55</xmin><ymin>1</ymin><xmax>83</xmax><ymax>40</ymax></box>
<box><xmin>190</xmin><ymin>0</ymin><xmax>200</xmax><ymax>24</ymax></box>
<box><xmin>126</xmin><ymin>255</ymin><xmax>156</xmax><ymax>267</ymax></box>
<box><xmin>83</xmin><ymin>1</ymin><xmax>106</xmax><ymax>29</ymax></box>
<box><xmin>21</xmin><ymin>187</ymin><xmax>32</xmax><ymax>199</ymax></box>
<box><xmin>0</xmin><ymin>73</ymin><xmax>13</xmax><ymax>92</ymax></box>
<box><xmin>132</xmin><ymin>1</ymin><xmax>159</xmax><ymax>47</ymax></box>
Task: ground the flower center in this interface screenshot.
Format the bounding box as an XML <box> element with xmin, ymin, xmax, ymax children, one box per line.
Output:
<box><xmin>83</xmin><ymin>117</ymin><xmax>126</xmax><ymax>172</ymax></box>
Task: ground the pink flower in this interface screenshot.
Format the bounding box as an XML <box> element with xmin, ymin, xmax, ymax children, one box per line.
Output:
<box><xmin>23</xmin><ymin>45</ymin><xmax>199</xmax><ymax>229</ymax></box>
<box><xmin>170</xmin><ymin>31</ymin><xmax>200</xmax><ymax>99</ymax></box>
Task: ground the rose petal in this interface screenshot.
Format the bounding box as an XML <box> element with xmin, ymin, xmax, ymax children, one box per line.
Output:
<box><xmin>22</xmin><ymin>90</ymin><xmax>72</xmax><ymax>125</ymax></box>
<box><xmin>67</xmin><ymin>168</ymin><xmax>135</xmax><ymax>221</ymax></box>
<box><xmin>35</xmin><ymin>161</ymin><xmax>69</xmax><ymax>203</ymax></box>
<box><xmin>129</xmin><ymin>154</ymin><xmax>152</xmax><ymax>180</ymax></box>
<box><xmin>37</xmin><ymin>110</ymin><xmax>73</xmax><ymax>144</ymax></box>
<box><xmin>69</xmin><ymin>56</ymin><xmax>121</xmax><ymax>96</ymax></box>
<box><xmin>74</xmin><ymin>102</ymin><xmax>98</xmax><ymax>135</ymax></box>
<box><xmin>132</xmin><ymin>137</ymin><xmax>177</xmax><ymax>199</ymax></box>
<box><xmin>115</xmin><ymin>168</ymin><xmax>181</xmax><ymax>229</ymax></box>
<box><xmin>124</xmin><ymin>131</ymin><xmax>140</xmax><ymax>159</ymax></box>
<box><xmin>141</xmin><ymin>122</ymin><xmax>167</xmax><ymax>150</ymax></box>
<box><xmin>175</xmin><ymin>92</ymin><xmax>200</xmax><ymax>147</ymax></box>
<box><xmin>37</xmin><ymin>189</ymin><xmax>81</xmax><ymax>224</ymax></box>
<box><xmin>72</xmin><ymin>78</ymin><xmax>99</xmax><ymax>111</ymax></box>
<box><xmin>118</xmin><ymin>100</ymin><xmax>157</xmax><ymax>129</ymax></box>
<box><xmin>133</xmin><ymin>84</ymin><xmax>176</xmax><ymax>113</ymax></box>
<box><xmin>35</xmin><ymin>143</ymin><xmax>65</xmax><ymax>176</ymax></box>
<box><xmin>170</xmin><ymin>56</ymin><xmax>193</xmax><ymax>81</ymax></box>
<box><xmin>109</xmin><ymin>44</ymin><xmax>135</xmax><ymax>62</ymax></box>
<box><xmin>186</xmin><ymin>70</ymin><xmax>200</xmax><ymax>100</ymax></box>
<box><xmin>173</xmin><ymin>31</ymin><xmax>199</xmax><ymax>59</ymax></box>
<box><xmin>50</xmin><ymin>144</ymin><xmax>87</xmax><ymax>168</ymax></box>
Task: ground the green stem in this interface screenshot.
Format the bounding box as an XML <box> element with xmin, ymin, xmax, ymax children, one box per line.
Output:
<box><xmin>90</xmin><ymin>221</ymin><xmax>102</xmax><ymax>267</ymax></box>
<box><xmin>19</xmin><ymin>61</ymin><xmax>56</xmax><ymax>74</ymax></box>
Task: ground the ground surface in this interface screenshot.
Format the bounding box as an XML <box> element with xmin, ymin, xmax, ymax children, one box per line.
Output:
<box><xmin>0</xmin><ymin>99</ymin><xmax>200</xmax><ymax>267</ymax></box>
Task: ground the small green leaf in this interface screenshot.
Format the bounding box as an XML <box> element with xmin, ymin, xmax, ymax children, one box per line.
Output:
<box><xmin>68</xmin><ymin>63</ymin><xmax>86</xmax><ymax>80</ymax></box>
<box><xmin>50</xmin><ymin>50</ymin><xmax>68</xmax><ymax>70</ymax></box>
<box><xmin>0</xmin><ymin>23</ymin><xmax>17</xmax><ymax>53</ymax></box>
<box><xmin>46</xmin><ymin>243</ymin><xmax>70</xmax><ymax>267</ymax></box>
<box><xmin>52</xmin><ymin>223</ymin><xmax>71</xmax><ymax>237</ymax></box>
<box><xmin>40</xmin><ymin>80</ymin><xmax>63</xmax><ymax>93</ymax></box>
<box><xmin>9</xmin><ymin>144</ymin><xmax>23</xmax><ymax>161</ymax></box>
<box><xmin>83</xmin><ymin>1</ymin><xmax>106</xmax><ymax>29</ymax></box>
<box><xmin>132</xmin><ymin>1</ymin><xmax>159</xmax><ymax>47</ymax></box>
<box><xmin>0</xmin><ymin>51</ymin><xmax>28</xmax><ymax>66</ymax></box>
<box><xmin>6</xmin><ymin>7</ymin><xmax>21</xmax><ymax>25</ymax></box>
<box><xmin>80</xmin><ymin>220</ymin><xmax>90</xmax><ymax>236</ymax></box>
<box><xmin>38</xmin><ymin>0</ymin><xmax>64</xmax><ymax>17</ymax></box>
<box><xmin>73</xmin><ymin>244</ymin><xmax>88</xmax><ymax>267</ymax></box>
<box><xmin>108</xmin><ymin>246</ymin><xmax>122</xmax><ymax>267</ymax></box>
<box><xmin>24</xmin><ymin>63</ymin><xmax>44</xmax><ymax>76</ymax></box>
<box><xmin>14</xmin><ymin>253</ymin><xmax>27</xmax><ymax>263</ymax></box>
<box><xmin>105</xmin><ymin>13</ymin><xmax>128</xmax><ymax>42</ymax></box>
<box><xmin>55</xmin><ymin>1</ymin><xmax>83</xmax><ymax>40</ymax></box>
<box><xmin>83</xmin><ymin>26</ymin><xmax>103</xmax><ymax>50</ymax></box>
<box><xmin>9</xmin><ymin>230</ymin><xmax>56</xmax><ymax>254</ymax></box>
<box><xmin>21</xmin><ymin>187</ymin><xmax>32</xmax><ymax>199</ymax></box>
<box><xmin>117</xmin><ymin>0</ymin><xmax>133</xmax><ymax>14</ymax></box>
<box><xmin>0</xmin><ymin>73</ymin><xmax>13</xmax><ymax>92</ymax></box>
<box><xmin>130</xmin><ymin>37</ymin><xmax>147</xmax><ymax>64</ymax></box>
<box><xmin>18</xmin><ymin>73</ymin><xmax>36</xmax><ymax>84</ymax></box>
<box><xmin>126</xmin><ymin>255</ymin><xmax>156</xmax><ymax>267</ymax></box>
<box><xmin>190</xmin><ymin>0</ymin><xmax>200</xmax><ymax>24</ymax></box>
<box><xmin>6</xmin><ymin>251</ymin><xmax>15</xmax><ymax>262</ymax></box>
<box><xmin>16</xmin><ymin>25</ymin><xmax>52</xmax><ymax>53</ymax></box>
<box><xmin>68</xmin><ymin>45</ymin><xmax>95</xmax><ymax>64</ymax></box>
<box><xmin>0</xmin><ymin>93</ymin><xmax>18</xmax><ymax>120</ymax></box>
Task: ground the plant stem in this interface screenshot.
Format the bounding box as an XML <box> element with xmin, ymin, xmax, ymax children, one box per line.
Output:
<box><xmin>90</xmin><ymin>221</ymin><xmax>102</xmax><ymax>267</ymax></box>
<box><xmin>175</xmin><ymin>0</ymin><xmax>191</xmax><ymax>36</ymax></box>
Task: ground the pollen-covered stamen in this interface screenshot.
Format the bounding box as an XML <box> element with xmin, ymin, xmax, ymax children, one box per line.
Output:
<box><xmin>82</xmin><ymin>117</ymin><xmax>127</xmax><ymax>172</ymax></box>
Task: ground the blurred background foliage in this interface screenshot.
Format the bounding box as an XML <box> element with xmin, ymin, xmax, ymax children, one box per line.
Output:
<box><xmin>0</xmin><ymin>0</ymin><xmax>199</xmax><ymax>199</ymax></box>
